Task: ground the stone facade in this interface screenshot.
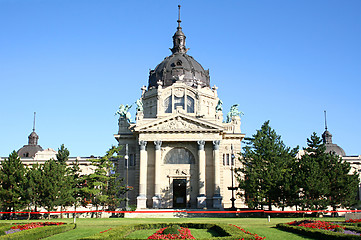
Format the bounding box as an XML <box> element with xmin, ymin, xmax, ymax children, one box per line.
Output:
<box><xmin>114</xmin><ymin>10</ymin><xmax>245</xmax><ymax>209</ymax></box>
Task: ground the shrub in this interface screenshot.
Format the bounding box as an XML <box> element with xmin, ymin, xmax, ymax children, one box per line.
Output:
<box><xmin>0</xmin><ymin>223</ymin><xmax>75</xmax><ymax>240</ymax></box>
<box><xmin>80</xmin><ymin>223</ymin><xmax>258</xmax><ymax>240</ymax></box>
<box><xmin>277</xmin><ymin>223</ymin><xmax>361</xmax><ymax>240</ymax></box>
<box><xmin>335</xmin><ymin>227</ymin><xmax>344</xmax><ymax>233</ymax></box>
<box><xmin>162</xmin><ymin>226</ymin><xmax>181</xmax><ymax>235</ymax></box>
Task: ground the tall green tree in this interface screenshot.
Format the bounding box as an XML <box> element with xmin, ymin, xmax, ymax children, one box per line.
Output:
<box><xmin>55</xmin><ymin>144</ymin><xmax>73</xmax><ymax>218</ymax></box>
<box><xmin>39</xmin><ymin>159</ymin><xmax>63</xmax><ymax>219</ymax></box>
<box><xmin>326</xmin><ymin>153</ymin><xmax>359</xmax><ymax>213</ymax></box>
<box><xmin>24</xmin><ymin>163</ymin><xmax>42</xmax><ymax>219</ymax></box>
<box><xmin>81</xmin><ymin>146</ymin><xmax>126</xmax><ymax>217</ymax></box>
<box><xmin>236</xmin><ymin>121</ymin><xmax>299</xmax><ymax>210</ymax></box>
<box><xmin>298</xmin><ymin>132</ymin><xmax>359</xmax><ymax>212</ymax></box>
<box><xmin>0</xmin><ymin>151</ymin><xmax>27</xmax><ymax>216</ymax></box>
<box><xmin>56</xmin><ymin>144</ymin><xmax>70</xmax><ymax>164</ymax></box>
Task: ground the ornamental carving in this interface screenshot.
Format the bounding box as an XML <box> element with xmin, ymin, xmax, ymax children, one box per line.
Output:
<box><xmin>174</xmin><ymin>88</ymin><xmax>185</xmax><ymax>98</ymax></box>
<box><xmin>149</xmin><ymin>119</ymin><xmax>201</xmax><ymax>131</ymax></box>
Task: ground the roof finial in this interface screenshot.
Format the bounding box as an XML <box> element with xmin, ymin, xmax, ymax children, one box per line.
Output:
<box><xmin>324</xmin><ymin>110</ymin><xmax>328</xmax><ymax>131</ymax></box>
<box><xmin>177</xmin><ymin>5</ymin><xmax>181</xmax><ymax>29</ymax></box>
<box><xmin>33</xmin><ymin>112</ymin><xmax>36</xmax><ymax>132</ymax></box>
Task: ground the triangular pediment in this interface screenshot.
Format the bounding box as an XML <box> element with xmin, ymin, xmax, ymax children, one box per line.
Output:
<box><xmin>134</xmin><ymin>113</ymin><xmax>223</xmax><ymax>133</ymax></box>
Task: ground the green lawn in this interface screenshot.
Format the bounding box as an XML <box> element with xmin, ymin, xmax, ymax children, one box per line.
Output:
<box><xmin>0</xmin><ymin>217</ymin><xmax>344</xmax><ymax>239</ymax></box>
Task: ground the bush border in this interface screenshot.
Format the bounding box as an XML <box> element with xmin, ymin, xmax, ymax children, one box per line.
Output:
<box><xmin>276</xmin><ymin>223</ymin><xmax>361</xmax><ymax>240</ymax></box>
<box><xmin>0</xmin><ymin>223</ymin><xmax>76</xmax><ymax>240</ymax></box>
<box><xmin>80</xmin><ymin>223</ymin><xmax>256</xmax><ymax>240</ymax></box>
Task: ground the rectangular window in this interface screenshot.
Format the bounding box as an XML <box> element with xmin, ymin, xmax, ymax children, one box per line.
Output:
<box><xmin>226</xmin><ymin>154</ymin><xmax>230</xmax><ymax>166</ymax></box>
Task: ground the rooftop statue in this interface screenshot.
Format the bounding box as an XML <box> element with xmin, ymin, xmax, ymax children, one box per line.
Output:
<box><xmin>135</xmin><ymin>98</ymin><xmax>143</xmax><ymax>112</ymax></box>
<box><xmin>226</xmin><ymin>104</ymin><xmax>244</xmax><ymax>123</ymax></box>
<box><xmin>215</xmin><ymin>100</ymin><xmax>223</xmax><ymax>112</ymax></box>
<box><xmin>116</xmin><ymin>104</ymin><xmax>132</xmax><ymax>122</ymax></box>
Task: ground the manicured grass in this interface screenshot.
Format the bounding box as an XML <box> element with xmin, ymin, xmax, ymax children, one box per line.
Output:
<box><xmin>190</xmin><ymin>228</ymin><xmax>222</xmax><ymax>238</ymax></box>
<box><xmin>125</xmin><ymin>229</ymin><xmax>158</xmax><ymax>239</ymax></box>
<box><xmin>0</xmin><ymin>217</ymin><xmax>344</xmax><ymax>240</ymax></box>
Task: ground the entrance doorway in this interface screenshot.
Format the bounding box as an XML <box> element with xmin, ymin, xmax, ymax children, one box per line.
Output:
<box><xmin>173</xmin><ymin>178</ymin><xmax>187</xmax><ymax>208</ymax></box>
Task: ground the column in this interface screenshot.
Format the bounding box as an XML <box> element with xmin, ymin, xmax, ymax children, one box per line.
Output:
<box><xmin>137</xmin><ymin>140</ymin><xmax>147</xmax><ymax>209</ymax></box>
<box><xmin>197</xmin><ymin>140</ymin><xmax>207</xmax><ymax>208</ymax></box>
<box><xmin>152</xmin><ymin>140</ymin><xmax>162</xmax><ymax>208</ymax></box>
<box><xmin>212</xmin><ymin>140</ymin><xmax>223</xmax><ymax>209</ymax></box>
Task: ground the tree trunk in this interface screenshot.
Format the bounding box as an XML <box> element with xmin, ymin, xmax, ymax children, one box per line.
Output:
<box><xmin>60</xmin><ymin>206</ymin><xmax>63</xmax><ymax>219</ymax></box>
<box><xmin>48</xmin><ymin>210</ymin><xmax>50</xmax><ymax>220</ymax></box>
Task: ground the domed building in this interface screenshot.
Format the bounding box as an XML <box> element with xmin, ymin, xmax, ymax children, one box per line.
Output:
<box><xmin>322</xmin><ymin>129</ymin><xmax>346</xmax><ymax>157</ymax></box>
<box><xmin>115</xmin><ymin>6</ymin><xmax>245</xmax><ymax>210</ymax></box>
<box><xmin>17</xmin><ymin>115</ymin><xmax>43</xmax><ymax>158</ymax></box>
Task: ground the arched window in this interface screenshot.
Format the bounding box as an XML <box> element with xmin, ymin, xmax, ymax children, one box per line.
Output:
<box><xmin>164</xmin><ymin>148</ymin><xmax>195</xmax><ymax>164</ymax></box>
<box><xmin>187</xmin><ymin>96</ymin><xmax>194</xmax><ymax>113</ymax></box>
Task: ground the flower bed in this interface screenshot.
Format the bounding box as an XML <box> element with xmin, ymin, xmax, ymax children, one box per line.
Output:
<box><xmin>287</xmin><ymin>220</ymin><xmax>344</xmax><ymax>230</ymax></box>
<box><xmin>148</xmin><ymin>226</ymin><xmax>195</xmax><ymax>239</ymax></box>
<box><xmin>80</xmin><ymin>223</ymin><xmax>258</xmax><ymax>240</ymax></box>
<box><xmin>231</xmin><ymin>225</ymin><xmax>265</xmax><ymax>240</ymax></box>
<box><xmin>0</xmin><ymin>223</ymin><xmax>75</xmax><ymax>240</ymax></box>
<box><xmin>7</xmin><ymin>222</ymin><xmax>65</xmax><ymax>234</ymax></box>
<box><xmin>277</xmin><ymin>220</ymin><xmax>361</xmax><ymax>240</ymax></box>
<box><xmin>347</xmin><ymin>219</ymin><xmax>361</xmax><ymax>223</ymax></box>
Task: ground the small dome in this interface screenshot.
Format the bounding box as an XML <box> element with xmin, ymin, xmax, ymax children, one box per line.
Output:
<box><xmin>17</xmin><ymin>130</ymin><xmax>43</xmax><ymax>158</ymax></box>
<box><xmin>322</xmin><ymin>129</ymin><xmax>346</xmax><ymax>157</ymax></box>
<box><xmin>325</xmin><ymin>143</ymin><xmax>346</xmax><ymax>157</ymax></box>
<box><xmin>17</xmin><ymin>145</ymin><xmax>43</xmax><ymax>158</ymax></box>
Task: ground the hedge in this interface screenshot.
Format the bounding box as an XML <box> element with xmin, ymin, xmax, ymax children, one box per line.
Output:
<box><xmin>80</xmin><ymin>223</ymin><xmax>256</xmax><ymax>240</ymax></box>
<box><xmin>276</xmin><ymin>223</ymin><xmax>361</xmax><ymax>240</ymax></box>
<box><xmin>0</xmin><ymin>223</ymin><xmax>76</xmax><ymax>240</ymax></box>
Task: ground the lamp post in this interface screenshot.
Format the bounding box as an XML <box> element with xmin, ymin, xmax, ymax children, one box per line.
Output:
<box><xmin>227</xmin><ymin>144</ymin><xmax>237</xmax><ymax>211</ymax></box>
<box><xmin>124</xmin><ymin>144</ymin><xmax>129</xmax><ymax>210</ymax></box>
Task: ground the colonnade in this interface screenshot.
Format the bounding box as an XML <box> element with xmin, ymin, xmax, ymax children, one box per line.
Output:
<box><xmin>136</xmin><ymin>140</ymin><xmax>222</xmax><ymax>209</ymax></box>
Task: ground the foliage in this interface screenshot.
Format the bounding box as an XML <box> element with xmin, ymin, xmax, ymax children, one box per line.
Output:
<box><xmin>79</xmin><ymin>223</ymin><xmax>257</xmax><ymax>240</ymax></box>
<box><xmin>277</xmin><ymin>222</ymin><xmax>361</xmax><ymax>240</ymax></box>
<box><xmin>39</xmin><ymin>158</ymin><xmax>63</xmax><ymax>216</ymax></box>
<box><xmin>81</xmin><ymin>146</ymin><xmax>127</xmax><ymax>216</ymax></box>
<box><xmin>0</xmin><ymin>223</ymin><xmax>75</xmax><ymax>240</ymax></box>
<box><xmin>24</xmin><ymin>163</ymin><xmax>42</xmax><ymax>219</ymax></box>
<box><xmin>0</xmin><ymin>151</ymin><xmax>27</xmax><ymax>213</ymax></box>
<box><xmin>297</xmin><ymin>133</ymin><xmax>359</xmax><ymax>211</ymax></box>
<box><xmin>148</xmin><ymin>226</ymin><xmax>195</xmax><ymax>239</ymax></box>
<box><xmin>236</xmin><ymin>121</ymin><xmax>299</xmax><ymax>210</ymax></box>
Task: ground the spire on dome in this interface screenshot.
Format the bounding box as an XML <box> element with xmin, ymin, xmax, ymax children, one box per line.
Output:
<box><xmin>171</xmin><ymin>5</ymin><xmax>188</xmax><ymax>54</ymax></box>
<box><xmin>28</xmin><ymin>112</ymin><xmax>39</xmax><ymax>145</ymax></box>
<box><xmin>33</xmin><ymin>111</ymin><xmax>36</xmax><ymax>132</ymax></box>
<box><xmin>322</xmin><ymin>110</ymin><xmax>332</xmax><ymax>144</ymax></box>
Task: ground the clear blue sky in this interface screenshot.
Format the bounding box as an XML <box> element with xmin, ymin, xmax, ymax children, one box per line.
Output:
<box><xmin>1</xmin><ymin>0</ymin><xmax>360</xmax><ymax>157</ymax></box>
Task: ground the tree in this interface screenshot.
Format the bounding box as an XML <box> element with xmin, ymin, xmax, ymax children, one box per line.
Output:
<box><xmin>0</xmin><ymin>151</ymin><xmax>27</xmax><ymax>218</ymax></box>
<box><xmin>81</xmin><ymin>146</ymin><xmax>127</xmax><ymax>217</ymax></box>
<box><xmin>56</xmin><ymin>144</ymin><xmax>70</xmax><ymax>164</ymax></box>
<box><xmin>327</xmin><ymin>153</ymin><xmax>359</xmax><ymax>213</ymax></box>
<box><xmin>24</xmin><ymin>163</ymin><xmax>42</xmax><ymax>219</ymax></box>
<box><xmin>298</xmin><ymin>132</ymin><xmax>359</xmax><ymax>212</ymax></box>
<box><xmin>39</xmin><ymin>159</ymin><xmax>63</xmax><ymax>219</ymax></box>
<box><xmin>236</xmin><ymin>121</ymin><xmax>299</xmax><ymax>210</ymax></box>
<box><xmin>55</xmin><ymin>144</ymin><xmax>73</xmax><ymax>218</ymax></box>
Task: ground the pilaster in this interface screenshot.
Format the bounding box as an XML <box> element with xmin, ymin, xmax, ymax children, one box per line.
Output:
<box><xmin>137</xmin><ymin>140</ymin><xmax>147</xmax><ymax>209</ymax></box>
